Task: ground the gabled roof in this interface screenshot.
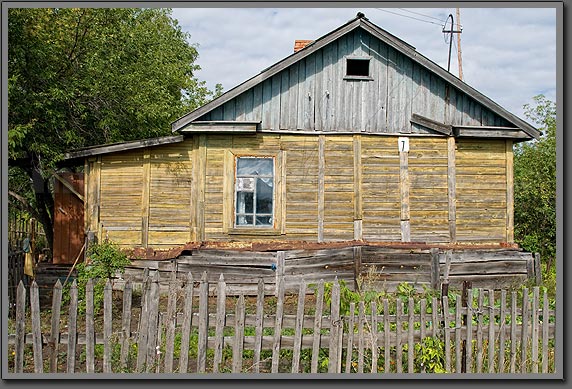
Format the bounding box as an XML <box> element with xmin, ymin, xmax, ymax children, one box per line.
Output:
<box><xmin>172</xmin><ymin>13</ymin><xmax>539</xmax><ymax>139</ymax></box>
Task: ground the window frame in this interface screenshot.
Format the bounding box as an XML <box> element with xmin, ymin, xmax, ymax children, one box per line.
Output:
<box><xmin>343</xmin><ymin>55</ymin><xmax>374</xmax><ymax>81</ymax></box>
<box><xmin>234</xmin><ymin>156</ymin><xmax>275</xmax><ymax>228</ymax></box>
<box><xmin>223</xmin><ymin>150</ymin><xmax>284</xmax><ymax>236</ymax></box>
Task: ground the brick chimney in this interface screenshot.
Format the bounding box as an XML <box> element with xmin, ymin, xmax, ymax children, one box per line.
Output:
<box><xmin>294</xmin><ymin>40</ymin><xmax>313</xmax><ymax>53</ymax></box>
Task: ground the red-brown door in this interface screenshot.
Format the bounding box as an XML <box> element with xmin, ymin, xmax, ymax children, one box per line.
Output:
<box><xmin>53</xmin><ymin>173</ymin><xmax>85</xmax><ymax>264</ymax></box>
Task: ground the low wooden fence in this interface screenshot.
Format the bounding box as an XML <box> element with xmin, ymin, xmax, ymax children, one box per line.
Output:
<box><xmin>120</xmin><ymin>247</ymin><xmax>539</xmax><ymax>295</ymax></box>
<box><xmin>7</xmin><ymin>256</ymin><xmax>555</xmax><ymax>375</ymax></box>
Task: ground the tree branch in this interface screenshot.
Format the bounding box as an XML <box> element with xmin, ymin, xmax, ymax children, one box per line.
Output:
<box><xmin>8</xmin><ymin>190</ymin><xmax>41</xmax><ymax>220</ymax></box>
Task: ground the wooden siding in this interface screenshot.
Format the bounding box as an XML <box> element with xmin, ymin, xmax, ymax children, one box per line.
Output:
<box><xmin>198</xmin><ymin>29</ymin><xmax>511</xmax><ymax>133</ymax></box>
<box><xmin>408</xmin><ymin>138</ymin><xmax>449</xmax><ymax>242</ymax></box>
<box><xmin>99</xmin><ymin>150</ymin><xmax>145</xmax><ymax>246</ymax></box>
<box><xmin>148</xmin><ymin>141</ymin><xmax>193</xmax><ymax>247</ymax></box>
<box><xmin>90</xmin><ymin>133</ymin><xmax>511</xmax><ymax>248</ymax></box>
<box><xmin>361</xmin><ymin>136</ymin><xmax>401</xmax><ymax>241</ymax></box>
<box><xmin>455</xmin><ymin>139</ymin><xmax>507</xmax><ymax>242</ymax></box>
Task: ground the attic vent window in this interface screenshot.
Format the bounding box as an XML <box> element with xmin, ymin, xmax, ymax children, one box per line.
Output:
<box><xmin>344</xmin><ymin>57</ymin><xmax>373</xmax><ymax>80</ymax></box>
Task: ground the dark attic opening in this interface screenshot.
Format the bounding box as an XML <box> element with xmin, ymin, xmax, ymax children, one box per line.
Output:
<box><xmin>346</xmin><ymin>58</ymin><xmax>370</xmax><ymax>77</ymax></box>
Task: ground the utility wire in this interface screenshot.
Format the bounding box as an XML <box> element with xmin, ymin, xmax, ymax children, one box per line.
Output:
<box><xmin>375</xmin><ymin>8</ymin><xmax>445</xmax><ymax>27</ymax></box>
<box><xmin>397</xmin><ymin>8</ymin><xmax>448</xmax><ymax>23</ymax></box>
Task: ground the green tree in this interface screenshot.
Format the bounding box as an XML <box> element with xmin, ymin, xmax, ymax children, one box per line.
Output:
<box><xmin>513</xmin><ymin>95</ymin><xmax>556</xmax><ymax>279</ymax></box>
<box><xmin>8</xmin><ymin>8</ymin><xmax>221</xmax><ymax>251</ymax></box>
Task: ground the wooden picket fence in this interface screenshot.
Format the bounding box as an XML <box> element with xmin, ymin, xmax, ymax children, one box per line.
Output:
<box><xmin>7</xmin><ymin>263</ymin><xmax>555</xmax><ymax>375</ymax></box>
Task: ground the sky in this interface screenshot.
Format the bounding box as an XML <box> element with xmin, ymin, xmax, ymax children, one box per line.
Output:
<box><xmin>170</xmin><ymin>6</ymin><xmax>557</xmax><ymax>122</ymax></box>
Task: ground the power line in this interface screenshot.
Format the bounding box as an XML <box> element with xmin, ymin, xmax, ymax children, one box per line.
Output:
<box><xmin>397</xmin><ymin>8</ymin><xmax>448</xmax><ymax>23</ymax></box>
<box><xmin>375</xmin><ymin>8</ymin><xmax>445</xmax><ymax>27</ymax></box>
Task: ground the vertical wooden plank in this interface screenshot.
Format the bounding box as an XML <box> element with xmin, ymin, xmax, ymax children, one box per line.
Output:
<box><xmin>194</xmin><ymin>135</ymin><xmax>207</xmax><ymax>242</ymax></box>
<box><xmin>136</xmin><ymin>270</ymin><xmax>151</xmax><ymax>372</ymax></box>
<box><xmin>103</xmin><ymin>279</ymin><xmax>113</xmax><ymax>373</ymax></box>
<box><xmin>476</xmin><ymin>289</ymin><xmax>484</xmax><ymax>373</ymax></box>
<box><xmin>14</xmin><ymin>282</ymin><xmax>26</xmax><ymax>373</ymax></box>
<box><xmin>420</xmin><ymin>299</ymin><xmax>426</xmax><ymax>345</ymax></box>
<box><xmin>288</xmin><ymin>61</ymin><xmax>299</xmax><ymax>130</ymax></box>
<box><xmin>448</xmin><ymin>136</ymin><xmax>457</xmax><ymax>242</ymax></box>
<box><xmin>531</xmin><ymin>286</ymin><xmax>539</xmax><ymax>373</ymax></box>
<box><xmin>85</xmin><ymin>279</ymin><xmax>95</xmax><ymax>373</ymax></box>
<box><xmin>345</xmin><ymin>303</ymin><xmax>355</xmax><ymax>373</ymax></box>
<box><xmin>399</xmin><ymin>144</ymin><xmax>410</xmax><ymax>242</ymax></box>
<box><xmin>465</xmin><ymin>288</ymin><xmax>473</xmax><ymax>373</ymax></box>
<box><xmin>442</xmin><ymin>296</ymin><xmax>451</xmax><ymax>373</ymax></box>
<box><xmin>328</xmin><ymin>278</ymin><xmax>341</xmax><ymax>373</ymax></box>
<box><xmin>318</xmin><ymin>135</ymin><xmax>325</xmax><ymax>242</ymax></box>
<box><xmin>455</xmin><ymin>294</ymin><xmax>462</xmax><ymax>373</ymax></box>
<box><xmin>155</xmin><ymin>313</ymin><xmax>164</xmax><ymax>374</ymax></box>
<box><xmin>407</xmin><ymin>297</ymin><xmax>414</xmax><ymax>373</ymax></box>
<box><xmin>30</xmin><ymin>281</ymin><xmax>43</xmax><ymax>373</ymax></box>
<box><xmin>271</xmin><ymin>253</ymin><xmax>286</xmax><ymax>373</ymax></box>
<box><xmin>395</xmin><ymin>299</ymin><xmax>403</xmax><ymax>373</ymax></box>
<box><xmin>163</xmin><ymin>274</ymin><xmax>178</xmax><ymax>373</ymax></box>
<box><xmin>534</xmin><ymin>253</ymin><xmax>542</xmax><ymax>286</ymax></box>
<box><xmin>358</xmin><ymin>301</ymin><xmax>365</xmax><ymax>373</ymax></box>
<box><xmin>253</xmin><ymin>278</ymin><xmax>265</xmax><ymax>373</ymax></box>
<box><xmin>430</xmin><ymin>248</ymin><xmax>440</xmax><ymax>290</ymax></box>
<box><xmin>213</xmin><ymin>274</ymin><xmax>226</xmax><ymax>373</ymax></box>
<box><xmin>353</xmin><ymin>135</ymin><xmax>363</xmax><ymax>240</ymax></box>
<box><xmin>353</xmin><ymin>246</ymin><xmax>362</xmax><ymax>291</ymax></box>
<box><xmin>292</xmin><ymin>281</ymin><xmax>306</xmax><ymax>373</ymax></box>
<box><xmin>383</xmin><ymin>299</ymin><xmax>390</xmax><ymax>373</ymax></box>
<box><xmin>271</xmin><ymin>74</ymin><xmax>282</xmax><ymax>130</ymax></box>
<box><xmin>510</xmin><ymin>291</ymin><xmax>517</xmax><ymax>373</ymax></box>
<box><xmin>197</xmin><ymin>271</ymin><xmax>209</xmax><ymax>373</ymax></box>
<box><xmin>499</xmin><ymin>289</ymin><xmax>507</xmax><ymax>373</ymax></box>
<box><xmin>521</xmin><ymin>287</ymin><xmax>529</xmax><ymax>373</ymax></box>
<box><xmin>262</xmin><ymin>78</ymin><xmax>273</xmax><ymax>129</ymax></box>
<box><xmin>506</xmin><ymin>140</ymin><xmax>514</xmax><ymax>243</ymax></box>
<box><xmin>67</xmin><ymin>280</ymin><xmax>78</xmax><ymax>373</ymax></box>
<box><xmin>541</xmin><ymin>291</ymin><xmax>549</xmax><ymax>373</ymax></box>
<box><xmin>275</xmin><ymin>251</ymin><xmax>285</xmax><ymax>297</ymax></box>
<box><xmin>311</xmin><ymin>280</ymin><xmax>325</xmax><ymax>374</ymax></box>
<box><xmin>432</xmin><ymin>297</ymin><xmax>438</xmax><ymax>339</ymax></box>
<box><xmin>120</xmin><ymin>280</ymin><xmax>133</xmax><ymax>371</ymax></box>
<box><xmin>370</xmin><ymin>301</ymin><xmax>378</xmax><ymax>374</ymax></box>
<box><xmin>145</xmin><ymin>272</ymin><xmax>160</xmax><ymax>373</ymax></box>
<box><xmin>488</xmin><ymin>289</ymin><xmax>495</xmax><ymax>373</ymax></box>
<box><xmin>232</xmin><ymin>294</ymin><xmax>245</xmax><ymax>373</ymax></box>
<box><xmin>141</xmin><ymin>148</ymin><xmax>151</xmax><ymax>247</ymax></box>
<box><xmin>48</xmin><ymin>280</ymin><xmax>63</xmax><ymax>373</ymax></box>
<box><xmin>178</xmin><ymin>272</ymin><xmax>194</xmax><ymax>373</ymax></box>
<box><xmin>279</xmin><ymin>149</ymin><xmax>287</xmax><ymax>235</ymax></box>
<box><xmin>279</xmin><ymin>67</ymin><xmax>290</xmax><ymax>130</ymax></box>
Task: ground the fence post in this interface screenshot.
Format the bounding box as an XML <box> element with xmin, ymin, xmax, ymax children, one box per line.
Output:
<box><xmin>534</xmin><ymin>253</ymin><xmax>542</xmax><ymax>286</ymax></box>
<box><xmin>353</xmin><ymin>246</ymin><xmax>362</xmax><ymax>291</ymax></box>
<box><xmin>213</xmin><ymin>274</ymin><xmax>226</xmax><ymax>373</ymax></box>
<box><xmin>48</xmin><ymin>280</ymin><xmax>63</xmax><ymax>373</ymax></box>
<box><xmin>328</xmin><ymin>277</ymin><xmax>341</xmax><ymax>373</ymax></box>
<box><xmin>275</xmin><ymin>251</ymin><xmax>285</xmax><ymax>297</ymax></box>
<box><xmin>66</xmin><ymin>280</ymin><xmax>78</xmax><ymax>373</ymax></box>
<box><xmin>103</xmin><ymin>279</ymin><xmax>113</xmax><ymax>373</ymax></box>
<box><xmin>461</xmin><ymin>281</ymin><xmax>472</xmax><ymax>373</ymax></box>
<box><xmin>197</xmin><ymin>271</ymin><xmax>209</xmax><ymax>373</ymax></box>
<box><xmin>271</xmin><ymin>252</ymin><xmax>286</xmax><ymax>373</ymax></box>
<box><xmin>85</xmin><ymin>279</ymin><xmax>95</xmax><ymax>373</ymax></box>
<box><xmin>430</xmin><ymin>248</ymin><xmax>440</xmax><ymax>290</ymax></box>
<box><xmin>14</xmin><ymin>282</ymin><xmax>26</xmax><ymax>373</ymax></box>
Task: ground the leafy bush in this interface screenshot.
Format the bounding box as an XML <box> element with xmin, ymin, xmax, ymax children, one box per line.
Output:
<box><xmin>64</xmin><ymin>239</ymin><xmax>131</xmax><ymax>314</ymax></box>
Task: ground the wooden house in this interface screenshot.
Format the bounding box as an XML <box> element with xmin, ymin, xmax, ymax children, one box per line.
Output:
<box><xmin>62</xmin><ymin>13</ymin><xmax>541</xmax><ymax>292</ymax></box>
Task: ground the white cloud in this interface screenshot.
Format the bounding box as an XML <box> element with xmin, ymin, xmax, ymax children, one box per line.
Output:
<box><xmin>172</xmin><ymin>6</ymin><xmax>557</xmax><ymax>121</ymax></box>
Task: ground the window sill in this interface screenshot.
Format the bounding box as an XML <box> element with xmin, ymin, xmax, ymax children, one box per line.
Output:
<box><xmin>227</xmin><ymin>227</ymin><xmax>282</xmax><ymax>236</ymax></box>
<box><xmin>343</xmin><ymin>76</ymin><xmax>374</xmax><ymax>81</ymax></box>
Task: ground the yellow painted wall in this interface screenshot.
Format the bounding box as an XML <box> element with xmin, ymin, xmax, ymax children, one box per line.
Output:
<box><xmin>89</xmin><ymin>133</ymin><xmax>511</xmax><ymax>248</ymax></box>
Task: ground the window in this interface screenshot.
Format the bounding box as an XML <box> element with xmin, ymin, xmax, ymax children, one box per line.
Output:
<box><xmin>346</xmin><ymin>58</ymin><xmax>370</xmax><ymax>77</ymax></box>
<box><xmin>235</xmin><ymin>157</ymin><xmax>274</xmax><ymax>227</ymax></box>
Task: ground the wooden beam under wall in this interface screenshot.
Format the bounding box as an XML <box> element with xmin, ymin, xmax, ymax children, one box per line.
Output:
<box><xmin>318</xmin><ymin>135</ymin><xmax>325</xmax><ymax>242</ymax></box>
<box><xmin>447</xmin><ymin>136</ymin><xmax>457</xmax><ymax>243</ymax></box>
<box><xmin>506</xmin><ymin>140</ymin><xmax>514</xmax><ymax>243</ymax></box>
<box><xmin>141</xmin><ymin>148</ymin><xmax>151</xmax><ymax>248</ymax></box>
<box><xmin>399</xmin><ymin>139</ymin><xmax>410</xmax><ymax>242</ymax></box>
<box><xmin>353</xmin><ymin>135</ymin><xmax>363</xmax><ymax>240</ymax></box>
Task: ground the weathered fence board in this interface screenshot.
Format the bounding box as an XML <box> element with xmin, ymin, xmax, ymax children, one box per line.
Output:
<box><xmin>7</xmin><ymin>271</ymin><xmax>556</xmax><ymax>375</ymax></box>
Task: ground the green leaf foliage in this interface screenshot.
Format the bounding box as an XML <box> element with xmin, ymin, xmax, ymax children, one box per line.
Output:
<box><xmin>513</xmin><ymin>95</ymin><xmax>556</xmax><ymax>274</ymax></box>
<box><xmin>8</xmin><ymin>8</ymin><xmax>221</xmax><ymax>249</ymax></box>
